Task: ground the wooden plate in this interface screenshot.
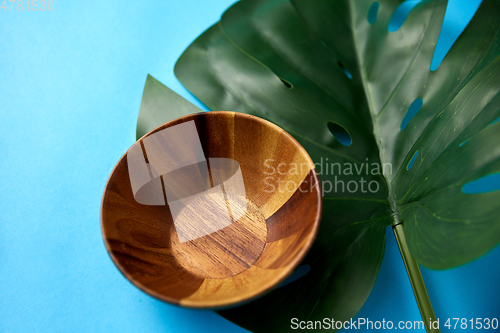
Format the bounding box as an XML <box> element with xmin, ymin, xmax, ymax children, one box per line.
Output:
<box><xmin>101</xmin><ymin>111</ymin><xmax>322</xmax><ymax>308</ymax></box>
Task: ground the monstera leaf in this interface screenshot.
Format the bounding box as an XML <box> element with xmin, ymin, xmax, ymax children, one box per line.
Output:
<box><xmin>137</xmin><ymin>0</ymin><xmax>500</xmax><ymax>331</ymax></box>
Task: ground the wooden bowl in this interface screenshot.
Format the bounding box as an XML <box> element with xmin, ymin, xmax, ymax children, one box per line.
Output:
<box><xmin>101</xmin><ymin>111</ymin><xmax>322</xmax><ymax>308</ymax></box>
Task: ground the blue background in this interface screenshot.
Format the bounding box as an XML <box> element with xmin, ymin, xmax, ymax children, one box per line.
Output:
<box><xmin>1</xmin><ymin>0</ymin><xmax>498</xmax><ymax>332</ymax></box>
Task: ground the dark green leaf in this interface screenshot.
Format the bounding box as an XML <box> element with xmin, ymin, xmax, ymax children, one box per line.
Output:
<box><xmin>137</xmin><ymin>0</ymin><xmax>500</xmax><ymax>331</ymax></box>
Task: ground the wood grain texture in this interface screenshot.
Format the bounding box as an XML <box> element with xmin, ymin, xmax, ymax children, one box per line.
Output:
<box><xmin>101</xmin><ymin>111</ymin><xmax>322</xmax><ymax>308</ymax></box>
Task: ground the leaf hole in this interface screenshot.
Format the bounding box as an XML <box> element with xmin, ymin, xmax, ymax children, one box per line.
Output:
<box><xmin>279</xmin><ymin>77</ymin><xmax>293</xmax><ymax>88</ymax></box>
<box><xmin>459</xmin><ymin>140</ymin><xmax>467</xmax><ymax>147</ymax></box>
<box><xmin>430</xmin><ymin>0</ymin><xmax>482</xmax><ymax>71</ymax></box>
<box><xmin>401</xmin><ymin>97</ymin><xmax>423</xmax><ymax>131</ymax></box>
<box><xmin>462</xmin><ymin>173</ymin><xmax>500</xmax><ymax>194</ymax></box>
<box><xmin>276</xmin><ymin>265</ymin><xmax>311</xmax><ymax>289</ymax></box>
<box><xmin>328</xmin><ymin>122</ymin><xmax>352</xmax><ymax>146</ymax></box>
<box><xmin>337</xmin><ymin>61</ymin><xmax>352</xmax><ymax>79</ymax></box>
<box><xmin>492</xmin><ymin>116</ymin><xmax>500</xmax><ymax>125</ymax></box>
<box><xmin>388</xmin><ymin>0</ymin><xmax>422</xmax><ymax>32</ymax></box>
<box><xmin>367</xmin><ymin>2</ymin><xmax>380</xmax><ymax>24</ymax></box>
<box><xmin>406</xmin><ymin>150</ymin><xmax>418</xmax><ymax>170</ymax></box>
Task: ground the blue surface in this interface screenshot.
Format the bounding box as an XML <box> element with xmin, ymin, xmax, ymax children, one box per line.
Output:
<box><xmin>463</xmin><ymin>173</ymin><xmax>500</xmax><ymax>194</ymax></box>
<box><xmin>1</xmin><ymin>0</ymin><xmax>499</xmax><ymax>332</ymax></box>
<box><xmin>401</xmin><ymin>98</ymin><xmax>423</xmax><ymax>131</ymax></box>
<box><xmin>388</xmin><ymin>0</ymin><xmax>423</xmax><ymax>32</ymax></box>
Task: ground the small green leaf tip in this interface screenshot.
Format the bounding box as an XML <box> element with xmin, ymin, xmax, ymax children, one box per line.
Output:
<box><xmin>136</xmin><ymin>74</ymin><xmax>201</xmax><ymax>140</ymax></box>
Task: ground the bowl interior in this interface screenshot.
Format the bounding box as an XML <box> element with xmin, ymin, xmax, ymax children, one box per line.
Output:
<box><xmin>101</xmin><ymin>111</ymin><xmax>322</xmax><ymax>308</ymax></box>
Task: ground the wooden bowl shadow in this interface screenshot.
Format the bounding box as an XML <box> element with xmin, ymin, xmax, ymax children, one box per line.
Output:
<box><xmin>101</xmin><ymin>111</ymin><xmax>322</xmax><ymax>308</ymax></box>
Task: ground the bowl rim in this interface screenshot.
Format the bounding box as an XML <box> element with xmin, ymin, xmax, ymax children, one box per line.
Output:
<box><xmin>100</xmin><ymin>111</ymin><xmax>323</xmax><ymax>309</ymax></box>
